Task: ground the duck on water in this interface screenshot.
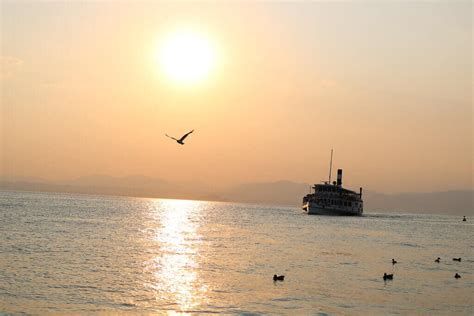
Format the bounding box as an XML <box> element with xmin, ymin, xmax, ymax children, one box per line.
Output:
<box><xmin>383</xmin><ymin>273</ymin><xmax>394</xmax><ymax>280</ymax></box>
<box><xmin>273</xmin><ymin>274</ymin><xmax>285</xmax><ymax>281</ymax></box>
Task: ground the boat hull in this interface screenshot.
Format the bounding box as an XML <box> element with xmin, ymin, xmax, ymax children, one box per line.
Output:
<box><xmin>303</xmin><ymin>202</ymin><xmax>362</xmax><ymax>216</ymax></box>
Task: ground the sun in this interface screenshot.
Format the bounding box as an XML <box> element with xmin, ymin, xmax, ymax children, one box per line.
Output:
<box><xmin>158</xmin><ymin>30</ymin><xmax>216</xmax><ymax>85</ymax></box>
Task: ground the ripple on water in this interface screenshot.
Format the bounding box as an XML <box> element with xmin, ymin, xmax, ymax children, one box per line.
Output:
<box><xmin>0</xmin><ymin>192</ymin><xmax>472</xmax><ymax>315</ymax></box>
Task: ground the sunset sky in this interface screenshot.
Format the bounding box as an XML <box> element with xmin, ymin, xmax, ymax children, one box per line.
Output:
<box><xmin>1</xmin><ymin>1</ymin><xmax>472</xmax><ymax>193</ymax></box>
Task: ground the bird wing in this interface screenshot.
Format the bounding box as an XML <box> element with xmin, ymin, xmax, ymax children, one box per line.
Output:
<box><xmin>179</xmin><ymin>130</ymin><xmax>194</xmax><ymax>142</ymax></box>
<box><xmin>165</xmin><ymin>134</ymin><xmax>179</xmax><ymax>141</ymax></box>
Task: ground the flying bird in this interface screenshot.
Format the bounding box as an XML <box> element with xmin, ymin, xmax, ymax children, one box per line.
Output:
<box><xmin>166</xmin><ymin>130</ymin><xmax>194</xmax><ymax>145</ymax></box>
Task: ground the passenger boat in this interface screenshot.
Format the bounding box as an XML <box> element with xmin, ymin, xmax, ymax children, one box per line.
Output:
<box><xmin>302</xmin><ymin>150</ymin><xmax>363</xmax><ymax>216</ymax></box>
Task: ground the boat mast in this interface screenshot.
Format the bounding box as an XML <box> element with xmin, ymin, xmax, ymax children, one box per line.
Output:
<box><xmin>328</xmin><ymin>149</ymin><xmax>333</xmax><ymax>184</ymax></box>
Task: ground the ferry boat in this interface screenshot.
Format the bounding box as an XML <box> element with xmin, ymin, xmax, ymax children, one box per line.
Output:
<box><xmin>302</xmin><ymin>150</ymin><xmax>363</xmax><ymax>216</ymax></box>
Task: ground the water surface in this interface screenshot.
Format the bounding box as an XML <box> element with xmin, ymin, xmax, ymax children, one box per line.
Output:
<box><xmin>0</xmin><ymin>191</ymin><xmax>472</xmax><ymax>314</ymax></box>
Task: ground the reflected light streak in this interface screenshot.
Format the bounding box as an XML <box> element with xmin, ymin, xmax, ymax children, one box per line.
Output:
<box><xmin>150</xmin><ymin>199</ymin><xmax>207</xmax><ymax>312</ymax></box>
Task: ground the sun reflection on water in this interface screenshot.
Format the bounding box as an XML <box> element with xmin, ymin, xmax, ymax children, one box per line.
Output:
<box><xmin>149</xmin><ymin>199</ymin><xmax>206</xmax><ymax>312</ymax></box>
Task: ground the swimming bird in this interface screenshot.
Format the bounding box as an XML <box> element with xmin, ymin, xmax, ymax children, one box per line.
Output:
<box><xmin>383</xmin><ymin>273</ymin><xmax>393</xmax><ymax>280</ymax></box>
<box><xmin>454</xmin><ymin>273</ymin><xmax>461</xmax><ymax>279</ymax></box>
<box><xmin>273</xmin><ymin>274</ymin><xmax>285</xmax><ymax>281</ymax></box>
<box><xmin>463</xmin><ymin>216</ymin><xmax>466</xmax><ymax>222</ymax></box>
<box><xmin>165</xmin><ymin>130</ymin><xmax>194</xmax><ymax>145</ymax></box>
<box><xmin>453</xmin><ymin>258</ymin><xmax>461</xmax><ymax>262</ymax></box>
<box><xmin>392</xmin><ymin>259</ymin><xmax>397</xmax><ymax>264</ymax></box>
<box><xmin>435</xmin><ymin>257</ymin><xmax>440</xmax><ymax>263</ymax></box>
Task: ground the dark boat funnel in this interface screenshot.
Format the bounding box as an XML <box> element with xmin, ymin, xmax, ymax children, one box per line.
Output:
<box><xmin>337</xmin><ymin>169</ymin><xmax>343</xmax><ymax>186</ymax></box>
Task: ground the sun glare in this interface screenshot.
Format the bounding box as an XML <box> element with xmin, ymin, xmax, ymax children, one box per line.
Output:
<box><xmin>158</xmin><ymin>30</ymin><xmax>216</xmax><ymax>85</ymax></box>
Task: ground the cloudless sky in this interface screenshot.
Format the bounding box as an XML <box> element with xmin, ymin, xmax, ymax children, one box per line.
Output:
<box><xmin>1</xmin><ymin>1</ymin><xmax>472</xmax><ymax>193</ymax></box>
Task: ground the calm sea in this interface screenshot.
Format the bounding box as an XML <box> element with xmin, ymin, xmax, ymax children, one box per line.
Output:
<box><xmin>0</xmin><ymin>190</ymin><xmax>472</xmax><ymax>315</ymax></box>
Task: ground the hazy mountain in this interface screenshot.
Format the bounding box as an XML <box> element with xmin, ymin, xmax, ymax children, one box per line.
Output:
<box><xmin>0</xmin><ymin>175</ymin><xmax>175</xmax><ymax>199</ymax></box>
<box><xmin>221</xmin><ymin>180</ymin><xmax>310</xmax><ymax>206</ymax></box>
<box><xmin>0</xmin><ymin>174</ymin><xmax>224</xmax><ymax>201</ymax></box>
<box><xmin>0</xmin><ymin>175</ymin><xmax>48</xmax><ymax>183</ymax></box>
<box><xmin>364</xmin><ymin>190</ymin><xmax>473</xmax><ymax>215</ymax></box>
<box><xmin>59</xmin><ymin>174</ymin><xmax>172</xmax><ymax>190</ymax></box>
<box><xmin>0</xmin><ymin>176</ymin><xmax>471</xmax><ymax>215</ymax></box>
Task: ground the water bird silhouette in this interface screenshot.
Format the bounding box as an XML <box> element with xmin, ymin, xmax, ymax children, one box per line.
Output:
<box><xmin>392</xmin><ymin>259</ymin><xmax>397</xmax><ymax>264</ymax></box>
<box><xmin>453</xmin><ymin>258</ymin><xmax>461</xmax><ymax>262</ymax></box>
<box><xmin>435</xmin><ymin>257</ymin><xmax>440</xmax><ymax>263</ymax></box>
<box><xmin>273</xmin><ymin>274</ymin><xmax>285</xmax><ymax>281</ymax></box>
<box><xmin>463</xmin><ymin>216</ymin><xmax>466</xmax><ymax>222</ymax></box>
<box><xmin>166</xmin><ymin>130</ymin><xmax>194</xmax><ymax>145</ymax></box>
<box><xmin>383</xmin><ymin>273</ymin><xmax>393</xmax><ymax>280</ymax></box>
<box><xmin>454</xmin><ymin>273</ymin><xmax>461</xmax><ymax>279</ymax></box>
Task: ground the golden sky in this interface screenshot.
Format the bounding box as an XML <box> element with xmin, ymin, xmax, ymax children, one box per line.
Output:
<box><xmin>1</xmin><ymin>2</ymin><xmax>472</xmax><ymax>193</ymax></box>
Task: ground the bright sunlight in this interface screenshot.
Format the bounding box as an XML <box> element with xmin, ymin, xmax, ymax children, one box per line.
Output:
<box><xmin>158</xmin><ymin>30</ymin><xmax>216</xmax><ymax>85</ymax></box>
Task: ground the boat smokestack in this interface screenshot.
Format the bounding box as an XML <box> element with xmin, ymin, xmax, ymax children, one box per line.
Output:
<box><xmin>360</xmin><ymin>187</ymin><xmax>363</xmax><ymax>198</ymax></box>
<box><xmin>337</xmin><ymin>169</ymin><xmax>343</xmax><ymax>186</ymax></box>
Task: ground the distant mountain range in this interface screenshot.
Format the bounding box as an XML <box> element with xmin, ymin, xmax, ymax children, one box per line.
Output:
<box><xmin>0</xmin><ymin>175</ymin><xmax>472</xmax><ymax>215</ymax></box>
<box><xmin>0</xmin><ymin>175</ymin><xmax>213</xmax><ymax>201</ymax></box>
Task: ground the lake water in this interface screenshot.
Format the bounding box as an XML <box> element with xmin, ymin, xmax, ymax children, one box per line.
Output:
<box><xmin>0</xmin><ymin>190</ymin><xmax>472</xmax><ymax>315</ymax></box>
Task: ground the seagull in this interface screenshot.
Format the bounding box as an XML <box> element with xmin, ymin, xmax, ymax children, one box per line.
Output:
<box><xmin>455</xmin><ymin>273</ymin><xmax>461</xmax><ymax>279</ymax></box>
<box><xmin>435</xmin><ymin>257</ymin><xmax>440</xmax><ymax>263</ymax></box>
<box><xmin>166</xmin><ymin>130</ymin><xmax>194</xmax><ymax>145</ymax></box>
<box><xmin>453</xmin><ymin>258</ymin><xmax>461</xmax><ymax>262</ymax></box>
<box><xmin>392</xmin><ymin>259</ymin><xmax>397</xmax><ymax>265</ymax></box>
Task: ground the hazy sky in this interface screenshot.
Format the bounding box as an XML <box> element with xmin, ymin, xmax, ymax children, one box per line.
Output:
<box><xmin>1</xmin><ymin>1</ymin><xmax>472</xmax><ymax>193</ymax></box>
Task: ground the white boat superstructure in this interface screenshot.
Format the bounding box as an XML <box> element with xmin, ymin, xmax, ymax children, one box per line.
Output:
<box><xmin>302</xmin><ymin>150</ymin><xmax>363</xmax><ymax>216</ymax></box>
